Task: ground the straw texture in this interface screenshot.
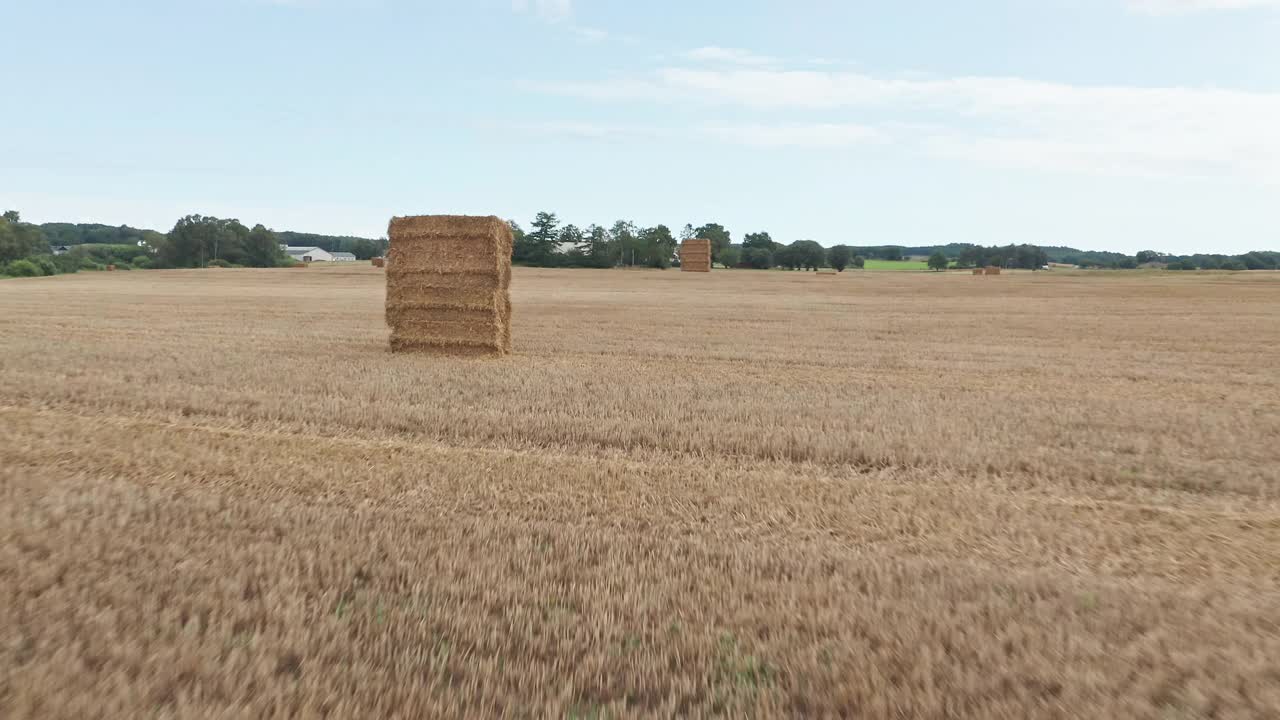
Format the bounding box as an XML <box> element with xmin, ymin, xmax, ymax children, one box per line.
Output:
<box><xmin>385</xmin><ymin>215</ymin><xmax>512</xmax><ymax>356</ymax></box>
<box><xmin>679</xmin><ymin>238</ymin><xmax>712</xmax><ymax>272</ymax></box>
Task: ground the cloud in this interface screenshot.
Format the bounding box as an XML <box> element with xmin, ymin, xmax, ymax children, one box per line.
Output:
<box><xmin>537</xmin><ymin>65</ymin><xmax>1280</xmax><ymax>181</ymax></box>
<box><xmin>512</xmin><ymin>121</ymin><xmax>885</xmax><ymax>148</ymax></box>
<box><xmin>512</xmin><ymin>0</ymin><xmax>572</xmax><ymax>22</ymax></box>
<box><xmin>1129</xmin><ymin>0</ymin><xmax>1280</xmax><ymax>13</ymax></box>
<box><xmin>680</xmin><ymin>46</ymin><xmax>778</xmax><ymax>67</ymax></box>
<box><xmin>705</xmin><ymin>123</ymin><xmax>886</xmax><ymax>148</ymax></box>
<box><xmin>569</xmin><ymin>25</ymin><xmax>608</xmax><ymax>42</ymax></box>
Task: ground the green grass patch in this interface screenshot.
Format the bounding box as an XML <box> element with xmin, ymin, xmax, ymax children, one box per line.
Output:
<box><xmin>861</xmin><ymin>259</ymin><xmax>930</xmax><ymax>271</ymax></box>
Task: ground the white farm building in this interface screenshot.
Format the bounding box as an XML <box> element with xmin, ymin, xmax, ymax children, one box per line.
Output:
<box><xmin>283</xmin><ymin>246</ymin><xmax>334</xmax><ymax>263</ymax></box>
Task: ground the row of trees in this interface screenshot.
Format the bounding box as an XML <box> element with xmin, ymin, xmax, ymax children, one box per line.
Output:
<box><xmin>159</xmin><ymin>215</ymin><xmax>287</xmax><ymax>268</ymax></box>
<box><xmin>1</xmin><ymin>212</ymin><xmax>299</xmax><ymax>275</ymax></box>
<box><xmin>5</xmin><ymin>208</ymin><xmax>1277</xmax><ymax>276</ymax></box>
<box><xmin>507</xmin><ymin>212</ymin><xmax>1044</xmax><ymax>272</ymax></box>
<box><xmin>510</xmin><ymin>214</ymin><xmax>875</xmax><ymax>271</ymax></box>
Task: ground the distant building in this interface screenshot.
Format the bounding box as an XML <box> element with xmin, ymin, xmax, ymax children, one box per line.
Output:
<box><xmin>330</xmin><ymin>252</ymin><xmax>357</xmax><ymax>262</ymax></box>
<box><xmin>284</xmin><ymin>246</ymin><xmax>334</xmax><ymax>263</ymax></box>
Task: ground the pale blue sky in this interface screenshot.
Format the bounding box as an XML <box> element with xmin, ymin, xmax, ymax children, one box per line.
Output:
<box><xmin>3</xmin><ymin>0</ymin><xmax>1278</xmax><ymax>254</ymax></box>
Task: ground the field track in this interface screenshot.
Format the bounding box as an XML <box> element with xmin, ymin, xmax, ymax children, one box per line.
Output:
<box><xmin>2</xmin><ymin>266</ymin><xmax>1279</xmax><ymax>718</ymax></box>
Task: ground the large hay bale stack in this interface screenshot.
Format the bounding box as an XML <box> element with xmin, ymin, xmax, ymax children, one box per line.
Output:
<box><xmin>385</xmin><ymin>215</ymin><xmax>512</xmax><ymax>356</ymax></box>
<box><xmin>984</xmin><ymin>266</ymin><xmax>1002</xmax><ymax>276</ymax></box>
<box><xmin>371</xmin><ymin>257</ymin><xmax>385</xmax><ymax>268</ymax></box>
<box><xmin>679</xmin><ymin>238</ymin><xmax>712</xmax><ymax>272</ymax></box>
<box><xmin>972</xmin><ymin>268</ymin><xmax>984</xmax><ymax>276</ymax></box>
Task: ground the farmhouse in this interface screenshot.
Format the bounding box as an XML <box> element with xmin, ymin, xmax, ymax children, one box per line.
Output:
<box><xmin>284</xmin><ymin>246</ymin><xmax>334</xmax><ymax>263</ymax></box>
<box><xmin>330</xmin><ymin>252</ymin><xmax>357</xmax><ymax>262</ymax></box>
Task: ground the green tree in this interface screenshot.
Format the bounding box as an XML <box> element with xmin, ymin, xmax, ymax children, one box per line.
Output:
<box><xmin>852</xmin><ymin>255</ymin><xmax>866</xmax><ymax>269</ymax></box>
<box><xmin>742</xmin><ymin>247</ymin><xmax>772</xmax><ymax>269</ymax></box>
<box><xmin>828</xmin><ymin>245</ymin><xmax>852</xmax><ymax>271</ymax></box>
<box><xmin>880</xmin><ymin>246</ymin><xmax>904</xmax><ymax>261</ymax></box>
<box><xmin>639</xmin><ymin>224</ymin><xmax>677</xmax><ymax>268</ymax></box>
<box><xmin>742</xmin><ymin>232</ymin><xmax>775</xmax><ymax>268</ymax></box>
<box><xmin>792</xmin><ymin>240</ymin><xmax>825</xmax><ymax>270</ymax></box>
<box><xmin>514</xmin><ymin>212</ymin><xmax>561</xmax><ymax>266</ymax></box>
<box><xmin>695</xmin><ymin>223</ymin><xmax>732</xmax><ymax>265</ymax></box>
<box><xmin>609</xmin><ymin>220</ymin><xmax>640</xmax><ymax>266</ymax></box>
<box><xmin>928</xmin><ymin>252</ymin><xmax>949</xmax><ymax>271</ymax></box>
<box><xmin>718</xmin><ymin>246</ymin><xmax>741</xmax><ymax>268</ymax></box>
<box><xmin>578</xmin><ymin>224</ymin><xmax>611</xmax><ymax>268</ymax></box>
<box><xmin>1135</xmin><ymin>250</ymin><xmax>1161</xmax><ymax>264</ymax></box>
<box><xmin>0</xmin><ymin>210</ymin><xmax>48</xmax><ymax>263</ymax></box>
<box><xmin>159</xmin><ymin>215</ymin><xmax>251</xmax><ymax>268</ymax></box>
<box><xmin>508</xmin><ymin>221</ymin><xmax>525</xmax><ymax>258</ymax></box>
<box><xmin>244</xmin><ymin>224</ymin><xmax>285</xmax><ymax>267</ymax></box>
<box><xmin>4</xmin><ymin>259</ymin><xmax>41</xmax><ymax>277</ymax></box>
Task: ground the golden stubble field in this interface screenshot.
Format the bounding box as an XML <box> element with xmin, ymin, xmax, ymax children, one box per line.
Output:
<box><xmin>2</xmin><ymin>265</ymin><xmax>1279</xmax><ymax>718</ymax></box>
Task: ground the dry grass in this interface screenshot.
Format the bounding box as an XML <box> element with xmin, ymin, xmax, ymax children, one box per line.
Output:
<box><xmin>2</xmin><ymin>266</ymin><xmax>1279</xmax><ymax>718</ymax></box>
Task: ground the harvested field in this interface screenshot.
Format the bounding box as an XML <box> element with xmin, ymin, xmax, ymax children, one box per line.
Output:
<box><xmin>2</xmin><ymin>267</ymin><xmax>1279</xmax><ymax>718</ymax></box>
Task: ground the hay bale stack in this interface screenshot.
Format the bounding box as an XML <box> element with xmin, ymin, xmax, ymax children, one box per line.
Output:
<box><xmin>972</xmin><ymin>268</ymin><xmax>984</xmax><ymax>276</ymax></box>
<box><xmin>106</xmin><ymin>264</ymin><xmax>116</xmax><ymax>272</ymax></box>
<box><xmin>984</xmin><ymin>266</ymin><xmax>1002</xmax><ymax>276</ymax></box>
<box><xmin>385</xmin><ymin>215</ymin><xmax>512</xmax><ymax>356</ymax></box>
<box><xmin>371</xmin><ymin>257</ymin><xmax>385</xmax><ymax>268</ymax></box>
<box><xmin>679</xmin><ymin>238</ymin><xmax>712</xmax><ymax>272</ymax></box>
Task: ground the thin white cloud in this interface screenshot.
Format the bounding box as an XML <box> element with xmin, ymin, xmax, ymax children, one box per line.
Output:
<box><xmin>537</xmin><ymin>65</ymin><xmax>1280</xmax><ymax>181</ymax></box>
<box><xmin>512</xmin><ymin>121</ymin><xmax>885</xmax><ymax>148</ymax></box>
<box><xmin>569</xmin><ymin>25</ymin><xmax>608</xmax><ymax>42</ymax></box>
<box><xmin>1129</xmin><ymin>0</ymin><xmax>1280</xmax><ymax>13</ymax></box>
<box><xmin>681</xmin><ymin>46</ymin><xmax>778</xmax><ymax>67</ymax></box>
<box><xmin>512</xmin><ymin>0</ymin><xmax>572</xmax><ymax>22</ymax></box>
<box><xmin>706</xmin><ymin>123</ymin><xmax>886</xmax><ymax>148</ymax></box>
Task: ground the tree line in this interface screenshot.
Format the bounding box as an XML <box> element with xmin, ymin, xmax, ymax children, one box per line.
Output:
<box><xmin>507</xmin><ymin>212</ymin><xmax>1055</xmax><ymax>271</ymax></box>
<box><xmin>1</xmin><ymin>212</ymin><xmax>392</xmax><ymax>277</ymax></box>
<box><xmin>509</xmin><ymin>213</ymin><xmax>872</xmax><ymax>271</ymax></box>
<box><xmin>3</xmin><ymin>207</ymin><xmax>1276</xmax><ymax>278</ymax></box>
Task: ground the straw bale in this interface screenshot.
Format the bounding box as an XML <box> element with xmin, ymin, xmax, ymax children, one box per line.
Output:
<box><xmin>972</xmin><ymin>268</ymin><xmax>984</xmax><ymax>276</ymax></box>
<box><xmin>371</xmin><ymin>257</ymin><xmax>385</xmax><ymax>268</ymax></box>
<box><xmin>985</xmin><ymin>267</ymin><xmax>1002</xmax><ymax>276</ymax></box>
<box><xmin>107</xmin><ymin>264</ymin><xmax>116</xmax><ymax>272</ymax></box>
<box><xmin>385</xmin><ymin>215</ymin><xmax>512</xmax><ymax>356</ymax></box>
<box><xmin>680</xmin><ymin>238</ymin><xmax>713</xmax><ymax>273</ymax></box>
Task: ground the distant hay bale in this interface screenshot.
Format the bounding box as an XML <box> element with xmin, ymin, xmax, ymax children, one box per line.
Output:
<box><xmin>372</xmin><ymin>257</ymin><xmax>385</xmax><ymax>268</ymax></box>
<box><xmin>385</xmin><ymin>215</ymin><xmax>512</xmax><ymax>356</ymax></box>
<box><xmin>984</xmin><ymin>266</ymin><xmax>1002</xmax><ymax>276</ymax></box>
<box><xmin>679</xmin><ymin>238</ymin><xmax>712</xmax><ymax>272</ymax></box>
<box><xmin>972</xmin><ymin>268</ymin><xmax>984</xmax><ymax>276</ymax></box>
<box><xmin>106</xmin><ymin>264</ymin><xmax>116</xmax><ymax>272</ymax></box>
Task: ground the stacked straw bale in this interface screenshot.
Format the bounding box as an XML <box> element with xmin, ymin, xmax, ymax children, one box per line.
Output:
<box><xmin>679</xmin><ymin>238</ymin><xmax>712</xmax><ymax>272</ymax></box>
<box><xmin>984</xmin><ymin>266</ymin><xmax>1002</xmax><ymax>276</ymax></box>
<box><xmin>385</xmin><ymin>215</ymin><xmax>512</xmax><ymax>356</ymax></box>
<box><xmin>371</xmin><ymin>257</ymin><xmax>385</xmax><ymax>268</ymax></box>
<box><xmin>972</xmin><ymin>268</ymin><xmax>984</xmax><ymax>276</ymax></box>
